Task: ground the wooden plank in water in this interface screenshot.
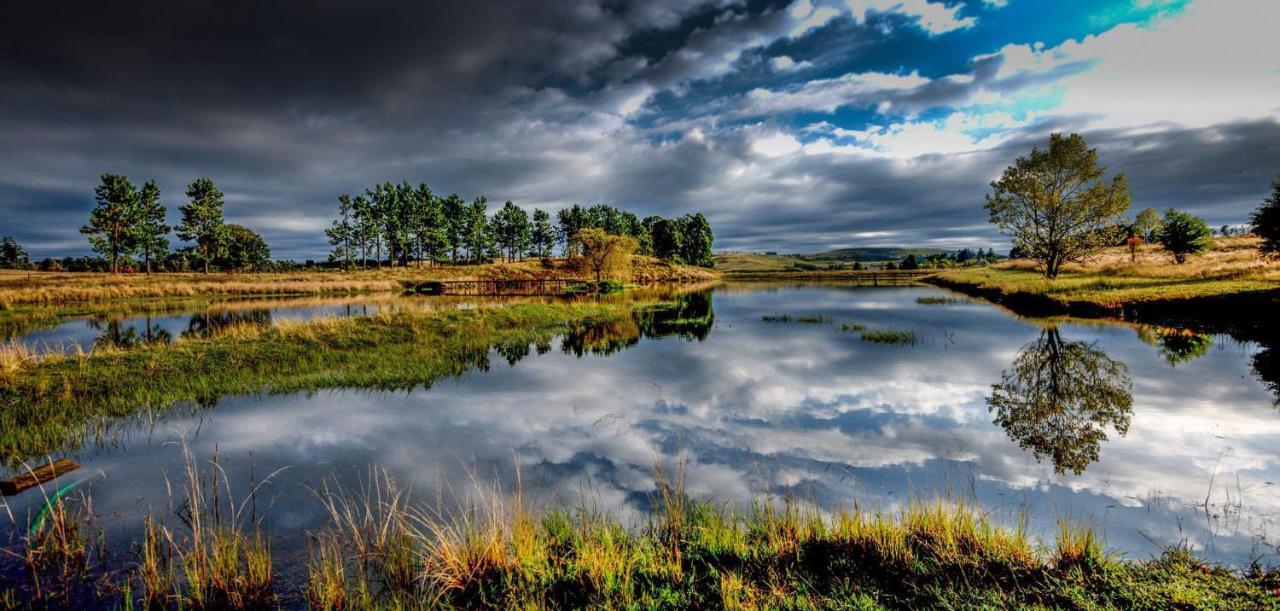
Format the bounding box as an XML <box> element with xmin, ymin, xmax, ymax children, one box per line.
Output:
<box><xmin>1</xmin><ymin>459</ymin><xmax>80</xmax><ymax>496</ymax></box>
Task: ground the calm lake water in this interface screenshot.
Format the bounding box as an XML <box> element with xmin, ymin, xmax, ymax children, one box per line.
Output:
<box><xmin>3</xmin><ymin>282</ymin><xmax>1280</xmax><ymax>582</ymax></box>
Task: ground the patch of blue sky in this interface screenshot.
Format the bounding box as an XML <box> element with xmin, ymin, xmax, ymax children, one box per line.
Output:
<box><xmin>795</xmin><ymin>0</ymin><xmax>1189</xmax><ymax>81</ymax></box>
<box><xmin>630</xmin><ymin>1</ymin><xmax>1188</xmax><ymax>139</ymax></box>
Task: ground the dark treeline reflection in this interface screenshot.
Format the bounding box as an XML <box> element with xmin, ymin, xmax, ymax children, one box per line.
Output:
<box><xmin>87</xmin><ymin>309</ymin><xmax>276</xmax><ymax>349</ymax></box>
<box><xmin>184</xmin><ymin>309</ymin><xmax>273</xmax><ymax>338</ymax></box>
<box><xmin>561</xmin><ymin>290</ymin><xmax>713</xmax><ymax>357</ymax></box>
<box><xmin>89</xmin><ymin>316</ymin><xmax>173</xmax><ymax>348</ymax></box>
<box><xmin>988</xmin><ymin>326</ymin><xmax>1134</xmax><ymax>475</ymax></box>
<box><xmin>1253</xmin><ymin>334</ymin><xmax>1280</xmax><ymax>407</ymax></box>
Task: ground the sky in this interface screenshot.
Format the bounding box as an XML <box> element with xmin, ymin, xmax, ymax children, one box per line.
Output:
<box><xmin>1</xmin><ymin>0</ymin><xmax>1277</xmax><ymax>259</ymax></box>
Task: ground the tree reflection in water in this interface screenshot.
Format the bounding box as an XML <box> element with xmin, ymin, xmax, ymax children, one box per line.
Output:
<box><xmin>90</xmin><ymin>316</ymin><xmax>173</xmax><ymax>348</ymax></box>
<box><xmin>1254</xmin><ymin>341</ymin><xmax>1280</xmax><ymax>407</ymax></box>
<box><xmin>988</xmin><ymin>326</ymin><xmax>1133</xmax><ymax>475</ymax></box>
<box><xmin>183</xmin><ymin>309</ymin><xmax>274</xmax><ymax>338</ymax></box>
<box><xmin>1135</xmin><ymin>326</ymin><xmax>1213</xmax><ymax>367</ymax></box>
<box><xmin>561</xmin><ymin>290</ymin><xmax>714</xmax><ymax>357</ymax></box>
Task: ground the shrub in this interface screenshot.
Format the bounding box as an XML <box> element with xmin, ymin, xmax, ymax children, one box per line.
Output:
<box><xmin>1251</xmin><ymin>177</ymin><xmax>1280</xmax><ymax>258</ymax></box>
<box><xmin>1156</xmin><ymin>209</ymin><xmax>1211</xmax><ymax>264</ymax></box>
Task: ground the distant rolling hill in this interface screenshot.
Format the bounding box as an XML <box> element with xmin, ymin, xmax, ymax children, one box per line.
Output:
<box><xmin>801</xmin><ymin>247</ymin><xmax>949</xmax><ymax>262</ymax></box>
<box><xmin>714</xmin><ymin>247</ymin><xmax>950</xmax><ymax>272</ymax></box>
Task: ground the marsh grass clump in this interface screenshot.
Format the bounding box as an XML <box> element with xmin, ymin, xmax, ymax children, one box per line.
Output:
<box><xmin>291</xmin><ymin>474</ymin><xmax>1278</xmax><ymax>609</ymax></box>
<box><xmin>858</xmin><ymin>328</ymin><xmax>918</xmax><ymax>346</ymax></box>
<box><xmin>129</xmin><ymin>447</ymin><xmax>278</xmax><ymax>610</ymax></box>
<box><xmin>840</xmin><ymin>323</ymin><xmax>918</xmax><ymax>345</ymax></box>
<box><xmin>12</xmin><ymin>485</ymin><xmax>97</xmax><ymax>605</ymax></box>
<box><xmin>3</xmin><ymin>459</ymin><xmax>1278</xmax><ymax>609</ymax></box>
<box><xmin>916</xmin><ymin>296</ymin><xmax>962</xmax><ymax>305</ymax></box>
<box><xmin>309</xmin><ymin>470</ymin><xmax>424</xmax><ymax>608</ymax></box>
<box><xmin>761</xmin><ymin>313</ymin><xmax>829</xmax><ymax>324</ymax></box>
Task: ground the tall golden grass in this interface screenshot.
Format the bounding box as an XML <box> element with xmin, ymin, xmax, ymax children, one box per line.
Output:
<box><xmin>3</xmin><ymin>451</ymin><xmax>1272</xmax><ymax>608</ymax></box>
<box><xmin>0</xmin><ymin>256</ymin><xmax>717</xmax><ymax>307</ymax></box>
<box><xmin>1000</xmin><ymin>235</ymin><xmax>1280</xmax><ymax>281</ymax></box>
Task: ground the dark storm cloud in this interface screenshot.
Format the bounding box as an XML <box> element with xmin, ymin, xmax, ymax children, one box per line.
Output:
<box><xmin>0</xmin><ymin>0</ymin><xmax>1276</xmax><ymax>258</ymax></box>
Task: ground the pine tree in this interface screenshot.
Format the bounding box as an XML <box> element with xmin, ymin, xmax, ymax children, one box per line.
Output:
<box><xmin>82</xmin><ymin>173</ymin><xmax>141</xmax><ymax>273</ymax></box>
<box><xmin>352</xmin><ymin>195</ymin><xmax>374</xmax><ymax>269</ymax></box>
<box><xmin>493</xmin><ymin>201</ymin><xmax>531</xmax><ymax>262</ymax></box>
<box><xmin>462</xmin><ymin>197</ymin><xmax>492</xmax><ymax>263</ymax></box>
<box><xmin>136</xmin><ymin>179</ymin><xmax>170</xmax><ymax>274</ymax></box>
<box><xmin>1157</xmin><ymin>209</ymin><xmax>1212</xmax><ymax>264</ymax></box>
<box><xmin>442</xmin><ymin>194</ymin><xmax>468</xmax><ymax>263</ymax></box>
<box><xmin>0</xmin><ymin>236</ymin><xmax>30</xmax><ymax>269</ymax></box>
<box><xmin>177</xmin><ymin>177</ymin><xmax>226</xmax><ymax>274</ymax></box>
<box><xmin>327</xmin><ymin>194</ymin><xmax>355</xmax><ymax>269</ymax></box>
<box><xmin>1252</xmin><ymin>177</ymin><xmax>1280</xmax><ymax>258</ymax></box>
<box><xmin>530</xmin><ymin>209</ymin><xmax>556</xmax><ymax>258</ymax></box>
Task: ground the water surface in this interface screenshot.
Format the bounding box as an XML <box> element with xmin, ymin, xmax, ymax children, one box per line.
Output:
<box><xmin>3</xmin><ymin>282</ymin><xmax>1279</xmax><ymax>578</ymax></box>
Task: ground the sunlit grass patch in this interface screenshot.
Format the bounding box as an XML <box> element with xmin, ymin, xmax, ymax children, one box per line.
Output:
<box><xmin>932</xmin><ymin>238</ymin><xmax>1280</xmax><ymax>309</ymax></box>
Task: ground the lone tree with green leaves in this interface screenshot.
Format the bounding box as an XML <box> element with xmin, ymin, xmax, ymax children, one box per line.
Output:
<box><xmin>678</xmin><ymin>213</ymin><xmax>715</xmax><ymax>267</ymax></box>
<box><xmin>136</xmin><ymin>179</ymin><xmax>170</xmax><ymax>274</ymax></box>
<box><xmin>1251</xmin><ymin>177</ymin><xmax>1280</xmax><ymax>258</ymax></box>
<box><xmin>217</xmin><ymin>224</ymin><xmax>271</xmax><ymax>272</ymax></box>
<box><xmin>1133</xmin><ymin>207</ymin><xmax>1162</xmax><ymax>242</ymax></box>
<box><xmin>82</xmin><ymin>173</ymin><xmax>141</xmax><ymax>273</ymax></box>
<box><xmin>0</xmin><ymin>236</ymin><xmax>30</xmax><ymax>269</ymax></box>
<box><xmin>650</xmin><ymin>217</ymin><xmax>685</xmax><ymax>263</ymax></box>
<box><xmin>1157</xmin><ymin>208</ymin><xmax>1212</xmax><ymax>264</ymax></box>
<box><xmin>984</xmin><ymin>133</ymin><xmax>1131</xmax><ymax>279</ymax></box>
<box><xmin>178</xmin><ymin>177</ymin><xmax>227</xmax><ymax>274</ymax></box>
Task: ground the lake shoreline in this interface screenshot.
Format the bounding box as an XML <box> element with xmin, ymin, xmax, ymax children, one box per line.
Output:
<box><xmin>0</xmin><ymin>257</ymin><xmax>718</xmax><ymax>308</ymax></box>
<box><xmin>922</xmin><ymin>267</ymin><xmax>1280</xmax><ymax>330</ymax></box>
<box><xmin>4</xmin><ymin>282</ymin><xmax>1280</xmax><ymax>608</ymax></box>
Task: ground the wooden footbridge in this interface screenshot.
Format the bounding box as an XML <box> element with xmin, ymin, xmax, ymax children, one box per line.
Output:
<box><xmin>403</xmin><ymin>278</ymin><xmax>584</xmax><ymax>296</ymax></box>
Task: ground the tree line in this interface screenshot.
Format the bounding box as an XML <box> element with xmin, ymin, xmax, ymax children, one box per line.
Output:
<box><xmin>324</xmin><ymin>184</ymin><xmax>715</xmax><ymax>269</ymax></box>
<box><xmin>985</xmin><ymin>132</ymin><xmax>1280</xmax><ymax>277</ymax></box>
<box><xmin>75</xmin><ymin>174</ymin><xmax>271</xmax><ymax>273</ymax></box>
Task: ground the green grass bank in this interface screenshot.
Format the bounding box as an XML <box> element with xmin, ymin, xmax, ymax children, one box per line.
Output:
<box><xmin>0</xmin><ymin>300</ymin><xmax>647</xmax><ymax>467</ymax></box>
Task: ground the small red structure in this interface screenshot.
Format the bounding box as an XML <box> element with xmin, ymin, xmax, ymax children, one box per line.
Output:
<box><xmin>1126</xmin><ymin>235</ymin><xmax>1143</xmax><ymax>262</ymax></box>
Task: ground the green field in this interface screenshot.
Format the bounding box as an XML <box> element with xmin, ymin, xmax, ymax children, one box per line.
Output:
<box><xmin>714</xmin><ymin>247</ymin><xmax>949</xmax><ymax>272</ymax></box>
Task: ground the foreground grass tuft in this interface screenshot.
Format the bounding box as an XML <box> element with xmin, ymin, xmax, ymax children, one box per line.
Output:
<box><xmin>4</xmin><ymin>464</ymin><xmax>1279</xmax><ymax>609</ymax></box>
